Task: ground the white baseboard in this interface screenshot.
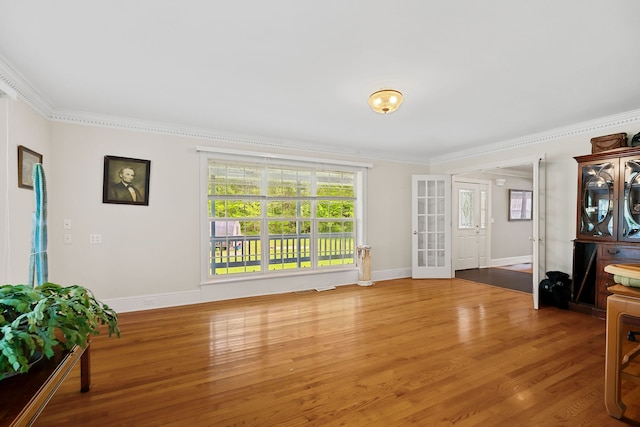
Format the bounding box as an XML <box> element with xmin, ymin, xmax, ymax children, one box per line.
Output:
<box><xmin>105</xmin><ymin>269</ymin><xmax>362</xmax><ymax>313</ymax></box>
<box><xmin>488</xmin><ymin>255</ymin><xmax>533</xmax><ymax>268</ymax></box>
<box><xmin>101</xmin><ymin>266</ymin><xmax>432</xmax><ymax>313</ymax></box>
<box><xmin>103</xmin><ymin>290</ymin><xmax>202</xmax><ymax>313</ymax></box>
<box><xmin>373</xmin><ymin>268</ymin><xmax>411</xmax><ymax>281</ymax></box>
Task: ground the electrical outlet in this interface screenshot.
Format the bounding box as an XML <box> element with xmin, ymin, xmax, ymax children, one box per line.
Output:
<box><xmin>89</xmin><ymin>234</ymin><xmax>102</xmax><ymax>244</ymax></box>
<box><xmin>64</xmin><ymin>233</ymin><xmax>72</xmax><ymax>244</ymax></box>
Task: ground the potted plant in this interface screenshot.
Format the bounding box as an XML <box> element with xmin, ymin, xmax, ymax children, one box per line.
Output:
<box><xmin>0</xmin><ymin>282</ymin><xmax>120</xmax><ymax>378</ymax></box>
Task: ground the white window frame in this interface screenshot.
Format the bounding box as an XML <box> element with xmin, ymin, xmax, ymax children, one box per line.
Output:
<box><xmin>197</xmin><ymin>146</ymin><xmax>372</xmax><ymax>285</ymax></box>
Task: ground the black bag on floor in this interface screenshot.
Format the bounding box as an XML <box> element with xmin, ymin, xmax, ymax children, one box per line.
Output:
<box><xmin>539</xmin><ymin>271</ymin><xmax>571</xmax><ymax>309</ymax></box>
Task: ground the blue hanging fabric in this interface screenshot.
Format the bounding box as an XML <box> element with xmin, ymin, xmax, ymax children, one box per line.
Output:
<box><xmin>28</xmin><ymin>163</ymin><xmax>48</xmax><ymax>287</ymax></box>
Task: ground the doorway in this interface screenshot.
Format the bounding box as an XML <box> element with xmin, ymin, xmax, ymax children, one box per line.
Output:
<box><xmin>448</xmin><ymin>155</ymin><xmax>545</xmax><ymax>309</ymax></box>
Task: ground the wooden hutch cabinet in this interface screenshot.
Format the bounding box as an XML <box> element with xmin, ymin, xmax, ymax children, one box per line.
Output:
<box><xmin>572</xmin><ymin>146</ymin><xmax>640</xmax><ymax>317</ymax></box>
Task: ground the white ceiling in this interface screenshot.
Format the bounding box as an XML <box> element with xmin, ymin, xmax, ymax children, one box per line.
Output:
<box><xmin>1</xmin><ymin>1</ymin><xmax>640</xmax><ymax>164</ymax></box>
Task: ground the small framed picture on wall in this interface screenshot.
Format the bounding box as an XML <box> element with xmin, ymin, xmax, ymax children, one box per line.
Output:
<box><xmin>508</xmin><ymin>189</ymin><xmax>533</xmax><ymax>221</ymax></box>
<box><xmin>18</xmin><ymin>145</ymin><xmax>43</xmax><ymax>190</ymax></box>
<box><xmin>102</xmin><ymin>155</ymin><xmax>151</xmax><ymax>206</ymax></box>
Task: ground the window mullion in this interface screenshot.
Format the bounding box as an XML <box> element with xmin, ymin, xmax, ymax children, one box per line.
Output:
<box><xmin>310</xmin><ymin>172</ymin><xmax>318</xmax><ymax>269</ymax></box>
<box><xmin>260</xmin><ymin>167</ymin><xmax>269</xmax><ymax>273</ymax></box>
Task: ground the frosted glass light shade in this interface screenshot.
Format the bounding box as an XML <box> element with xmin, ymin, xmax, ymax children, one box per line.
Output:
<box><xmin>368</xmin><ymin>89</ymin><xmax>403</xmax><ymax>114</ymax></box>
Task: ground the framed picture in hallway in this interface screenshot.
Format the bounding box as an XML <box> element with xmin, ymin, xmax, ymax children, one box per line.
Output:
<box><xmin>17</xmin><ymin>145</ymin><xmax>43</xmax><ymax>189</ymax></box>
<box><xmin>102</xmin><ymin>155</ymin><xmax>151</xmax><ymax>206</ymax></box>
<box><xmin>509</xmin><ymin>189</ymin><xmax>532</xmax><ymax>221</ymax></box>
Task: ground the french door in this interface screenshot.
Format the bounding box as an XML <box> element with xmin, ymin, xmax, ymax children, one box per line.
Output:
<box><xmin>411</xmin><ymin>175</ymin><xmax>452</xmax><ymax>278</ymax></box>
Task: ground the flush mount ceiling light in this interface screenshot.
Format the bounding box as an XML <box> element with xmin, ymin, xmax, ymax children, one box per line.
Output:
<box><xmin>368</xmin><ymin>89</ymin><xmax>403</xmax><ymax>114</ymax></box>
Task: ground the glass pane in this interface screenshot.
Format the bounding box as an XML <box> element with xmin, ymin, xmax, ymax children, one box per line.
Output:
<box><xmin>480</xmin><ymin>190</ymin><xmax>487</xmax><ymax>229</ymax></box>
<box><xmin>427</xmin><ymin>251</ymin><xmax>435</xmax><ymax>266</ymax></box>
<box><xmin>427</xmin><ymin>197</ymin><xmax>436</xmax><ymax>215</ymax></box>
<box><xmin>624</xmin><ymin>159</ymin><xmax>640</xmax><ymax>239</ymax></box>
<box><xmin>427</xmin><ymin>181</ymin><xmax>435</xmax><ymax>197</ymax></box>
<box><xmin>459</xmin><ymin>189</ymin><xmax>474</xmax><ymax>229</ymax></box>
<box><xmin>210</xmin><ymin>221</ymin><xmax>261</xmax><ymax>276</ymax></box>
<box><xmin>210</xmin><ymin>163</ymin><xmax>261</xmax><ymax>196</ymax></box>
<box><xmin>427</xmin><ymin>216</ymin><xmax>435</xmax><ymax>231</ymax></box>
<box><xmin>580</xmin><ymin>162</ymin><xmax>614</xmax><ymax>237</ymax></box>
<box><xmin>316</xmin><ymin>171</ymin><xmax>355</xmax><ymax>197</ymax></box>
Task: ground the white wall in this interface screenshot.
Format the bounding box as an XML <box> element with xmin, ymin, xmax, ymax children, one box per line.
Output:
<box><xmin>492</xmin><ymin>176</ymin><xmax>533</xmax><ymax>260</ymax></box>
<box><xmin>7</xmin><ymin>96</ymin><xmax>640</xmax><ymax>313</ymax></box>
<box><xmin>1</xmin><ymin>98</ymin><xmax>50</xmax><ymax>285</ymax></box>
<box><xmin>40</xmin><ymin>118</ymin><xmax>428</xmax><ymax>311</ymax></box>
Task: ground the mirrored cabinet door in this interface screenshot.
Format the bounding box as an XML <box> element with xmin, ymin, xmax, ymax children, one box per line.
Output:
<box><xmin>578</xmin><ymin>161</ymin><xmax>616</xmax><ymax>239</ymax></box>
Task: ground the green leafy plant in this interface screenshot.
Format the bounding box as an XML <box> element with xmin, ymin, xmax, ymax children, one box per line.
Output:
<box><xmin>0</xmin><ymin>283</ymin><xmax>120</xmax><ymax>376</ymax></box>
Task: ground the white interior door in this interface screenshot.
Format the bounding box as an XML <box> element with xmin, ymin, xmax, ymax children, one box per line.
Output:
<box><xmin>412</xmin><ymin>175</ymin><xmax>452</xmax><ymax>278</ymax></box>
<box><xmin>453</xmin><ymin>181</ymin><xmax>489</xmax><ymax>270</ymax></box>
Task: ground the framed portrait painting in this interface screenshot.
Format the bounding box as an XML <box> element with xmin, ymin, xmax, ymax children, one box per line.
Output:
<box><xmin>18</xmin><ymin>145</ymin><xmax>43</xmax><ymax>189</ymax></box>
<box><xmin>102</xmin><ymin>156</ymin><xmax>151</xmax><ymax>205</ymax></box>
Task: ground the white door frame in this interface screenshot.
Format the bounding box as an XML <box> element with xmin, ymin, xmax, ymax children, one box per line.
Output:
<box><xmin>447</xmin><ymin>154</ymin><xmax>545</xmax><ymax>309</ymax></box>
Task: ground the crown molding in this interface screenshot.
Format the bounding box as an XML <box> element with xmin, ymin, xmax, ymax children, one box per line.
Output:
<box><xmin>0</xmin><ymin>54</ymin><xmax>53</xmax><ymax>117</ymax></box>
<box><xmin>49</xmin><ymin>109</ymin><xmax>428</xmax><ymax>164</ymax></box>
<box><xmin>0</xmin><ymin>54</ymin><xmax>428</xmax><ymax>165</ymax></box>
<box><xmin>428</xmin><ymin>109</ymin><xmax>640</xmax><ymax>165</ymax></box>
<box><xmin>3</xmin><ymin>54</ymin><xmax>637</xmax><ymax>167</ymax></box>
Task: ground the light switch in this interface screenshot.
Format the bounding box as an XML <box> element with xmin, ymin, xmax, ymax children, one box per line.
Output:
<box><xmin>63</xmin><ymin>219</ymin><xmax>72</xmax><ymax>230</ymax></box>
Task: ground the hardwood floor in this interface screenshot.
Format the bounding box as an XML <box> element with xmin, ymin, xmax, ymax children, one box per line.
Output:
<box><xmin>455</xmin><ymin>267</ymin><xmax>533</xmax><ymax>293</ymax></box>
<box><xmin>32</xmin><ymin>278</ymin><xmax>640</xmax><ymax>426</ymax></box>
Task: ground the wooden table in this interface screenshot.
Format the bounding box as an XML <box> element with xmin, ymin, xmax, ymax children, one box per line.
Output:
<box><xmin>0</xmin><ymin>343</ymin><xmax>90</xmax><ymax>427</ymax></box>
<box><xmin>604</xmin><ymin>263</ymin><xmax>640</xmax><ymax>419</ymax></box>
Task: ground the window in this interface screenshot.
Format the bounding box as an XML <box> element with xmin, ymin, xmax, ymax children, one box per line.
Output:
<box><xmin>204</xmin><ymin>156</ymin><xmax>364</xmax><ymax>279</ymax></box>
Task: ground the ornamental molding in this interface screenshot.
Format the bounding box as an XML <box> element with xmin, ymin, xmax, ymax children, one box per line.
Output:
<box><xmin>2</xmin><ymin>56</ymin><xmax>639</xmax><ymax>166</ymax></box>
<box><xmin>428</xmin><ymin>110</ymin><xmax>640</xmax><ymax>165</ymax></box>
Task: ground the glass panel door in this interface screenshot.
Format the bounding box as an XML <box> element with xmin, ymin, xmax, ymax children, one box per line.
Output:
<box><xmin>412</xmin><ymin>175</ymin><xmax>451</xmax><ymax>278</ymax></box>
<box><xmin>622</xmin><ymin>158</ymin><xmax>640</xmax><ymax>240</ymax></box>
<box><xmin>578</xmin><ymin>161</ymin><xmax>616</xmax><ymax>239</ymax></box>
